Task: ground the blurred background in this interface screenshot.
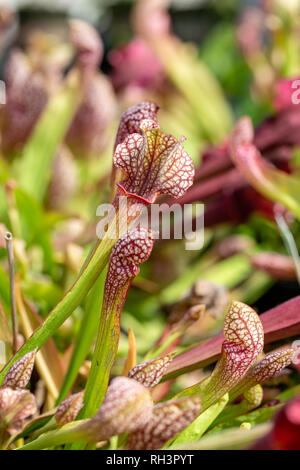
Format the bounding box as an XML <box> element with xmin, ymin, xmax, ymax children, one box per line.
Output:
<box><xmin>1</xmin><ymin>0</ymin><xmax>300</xmax><ymax>396</ymax></box>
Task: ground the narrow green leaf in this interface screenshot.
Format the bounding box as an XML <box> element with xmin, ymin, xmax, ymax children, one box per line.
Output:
<box><xmin>170</xmin><ymin>394</ymin><xmax>229</xmax><ymax>446</ymax></box>
<box><xmin>57</xmin><ymin>268</ymin><xmax>107</xmax><ymax>403</ymax></box>
<box><xmin>0</xmin><ymin>224</ymin><xmax>118</xmax><ymax>383</ymax></box>
<box><xmin>278</xmin><ymin>385</ymin><xmax>300</xmax><ymax>402</ymax></box>
<box><xmin>80</xmin><ymin>289</ymin><xmax>125</xmax><ymax>416</ymax></box>
<box><xmin>154</xmin><ymin>39</ymin><xmax>233</xmax><ymax>142</ymax></box>
<box><xmin>207</xmin><ymin>402</ymin><xmax>253</xmax><ymax>430</ymax></box>
<box><xmin>172</xmin><ymin>423</ymin><xmax>272</xmax><ymax>450</ymax></box>
<box><xmin>0</xmin><ymin>197</ymin><xmax>133</xmax><ymax>384</ymax></box>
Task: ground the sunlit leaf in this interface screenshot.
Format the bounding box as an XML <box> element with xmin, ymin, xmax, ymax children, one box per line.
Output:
<box><xmin>81</xmin><ymin>229</ymin><xmax>155</xmax><ymax>420</ymax></box>
<box><xmin>57</xmin><ymin>270</ymin><xmax>107</xmax><ymax>403</ymax></box>
<box><xmin>170</xmin><ymin>394</ymin><xmax>228</xmax><ymax>446</ymax></box>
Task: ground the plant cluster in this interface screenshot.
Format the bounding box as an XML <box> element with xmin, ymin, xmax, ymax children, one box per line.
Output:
<box><xmin>0</xmin><ymin>0</ymin><xmax>300</xmax><ymax>451</ymax></box>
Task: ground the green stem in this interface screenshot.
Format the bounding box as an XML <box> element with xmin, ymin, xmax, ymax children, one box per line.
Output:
<box><xmin>170</xmin><ymin>394</ymin><xmax>229</xmax><ymax>446</ymax></box>
<box><xmin>68</xmin><ymin>284</ymin><xmax>130</xmax><ymax>450</ymax></box>
<box><xmin>171</xmin><ymin>423</ymin><xmax>272</xmax><ymax>450</ymax></box>
<box><xmin>83</xmin><ymin>287</ymin><xmax>128</xmax><ymax>417</ymax></box>
<box><xmin>76</xmin><ymin>198</ymin><xmax>148</xmax><ymax>423</ymax></box>
<box><xmin>16</xmin><ymin>421</ymin><xmax>90</xmax><ymax>450</ymax></box>
<box><xmin>0</xmin><ymin>210</ymin><xmax>126</xmax><ymax>383</ymax></box>
<box><xmin>57</xmin><ymin>270</ymin><xmax>107</xmax><ymax>403</ymax></box>
<box><xmin>0</xmin><ymin>240</ymin><xmax>110</xmax><ymax>381</ymax></box>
